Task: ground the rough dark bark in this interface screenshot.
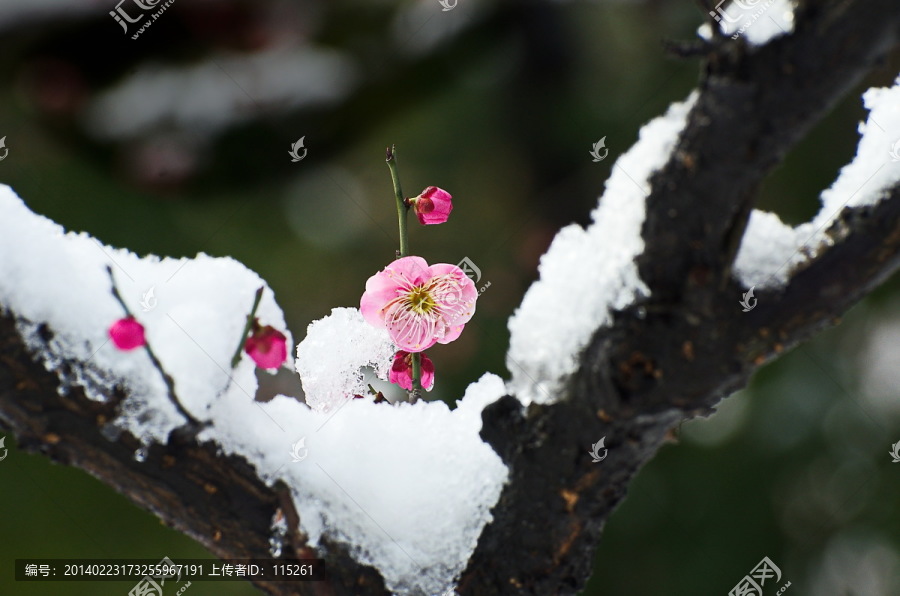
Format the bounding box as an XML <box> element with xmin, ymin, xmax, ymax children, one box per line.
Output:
<box><xmin>459</xmin><ymin>185</ymin><xmax>900</xmax><ymax>594</ymax></box>
<box><xmin>0</xmin><ymin>317</ymin><xmax>387</xmax><ymax>596</ymax></box>
<box><xmin>1</xmin><ymin>1</ymin><xmax>899</xmax><ymax>595</ymax></box>
<box><xmin>458</xmin><ymin>0</ymin><xmax>900</xmax><ymax>592</ymax></box>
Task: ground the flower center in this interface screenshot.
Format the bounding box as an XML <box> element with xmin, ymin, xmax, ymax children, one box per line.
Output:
<box><xmin>406</xmin><ymin>286</ymin><xmax>436</xmax><ymax>314</ymax></box>
<box><xmin>416</xmin><ymin>197</ymin><xmax>434</xmax><ymax>213</ymax></box>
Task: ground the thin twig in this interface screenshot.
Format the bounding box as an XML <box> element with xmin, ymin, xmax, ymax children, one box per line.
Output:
<box><xmin>106</xmin><ymin>265</ymin><xmax>202</xmax><ymax>426</ymax></box>
<box><xmin>231</xmin><ymin>286</ymin><xmax>265</xmax><ymax>368</ymax></box>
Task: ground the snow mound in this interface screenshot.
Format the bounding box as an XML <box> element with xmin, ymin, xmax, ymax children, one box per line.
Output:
<box><xmin>506</xmin><ymin>92</ymin><xmax>697</xmax><ymax>405</ymax></box>
<box><xmin>0</xmin><ymin>187</ymin><xmax>508</xmax><ymax>595</ymax></box>
<box><xmin>295</xmin><ymin>307</ymin><xmax>395</xmax><ymax>412</ymax></box>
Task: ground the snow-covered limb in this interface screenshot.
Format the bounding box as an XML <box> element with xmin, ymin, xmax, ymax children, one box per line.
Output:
<box><xmin>1</xmin><ymin>2</ymin><xmax>900</xmax><ymax>595</ymax></box>
<box><xmin>509</xmin><ymin>35</ymin><xmax>900</xmax><ymax>410</ymax></box>
<box><xmin>0</xmin><ymin>187</ymin><xmax>290</xmax><ymax>445</ymax></box>
<box><xmin>735</xmin><ymin>76</ymin><xmax>900</xmax><ymax>288</ymax></box>
<box><xmin>507</xmin><ymin>92</ymin><xmax>696</xmax><ymax>406</ymax></box>
<box><xmin>460</xmin><ymin>1</ymin><xmax>900</xmax><ymax>592</ymax></box>
<box><xmin>0</xmin><ymin>188</ymin><xmax>508</xmax><ymax>596</ymax></box>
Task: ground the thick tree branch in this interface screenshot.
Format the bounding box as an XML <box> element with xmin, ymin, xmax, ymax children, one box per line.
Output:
<box><xmin>458</xmin><ymin>190</ymin><xmax>900</xmax><ymax>595</ymax></box>
<box><xmin>641</xmin><ymin>0</ymin><xmax>900</xmax><ymax>300</ymax></box>
<box><xmin>1</xmin><ymin>2</ymin><xmax>899</xmax><ymax>595</ymax></box>
<box><xmin>0</xmin><ymin>315</ymin><xmax>387</xmax><ymax>596</ymax></box>
<box><xmin>459</xmin><ymin>1</ymin><xmax>900</xmax><ymax>593</ymax></box>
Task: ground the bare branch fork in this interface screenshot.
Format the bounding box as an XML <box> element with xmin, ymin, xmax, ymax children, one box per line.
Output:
<box><xmin>1</xmin><ymin>1</ymin><xmax>899</xmax><ymax>594</ymax></box>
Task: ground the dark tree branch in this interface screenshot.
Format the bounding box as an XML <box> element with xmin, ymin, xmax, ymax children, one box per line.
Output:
<box><xmin>0</xmin><ymin>315</ymin><xmax>386</xmax><ymax>596</ymax></box>
<box><xmin>457</xmin><ymin>187</ymin><xmax>900</xmax><ymax>593</ymax></box>
<box><xmin>458</xmin><ymin>0</ymin><xmax>900</xmax><ymax>592</ymax></box>
<box><xmin>1</xmin><ymin>1</ymin><xmax>899</xmax><ymax>595</ymax></box>
<box><xmin>641</xmin><ymin>0</ymin><xmax>900</xmax><ymax>300</ymax></box>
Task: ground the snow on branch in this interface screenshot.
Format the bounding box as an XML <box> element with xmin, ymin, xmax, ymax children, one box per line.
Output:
<box><xmin>0</xmin><ymin>187</ymin><xmax>290</xmax><ymax>445</ymax></box>
<box><xmin>2</xmin><ymin>2</ymin><xmax>899</xmax><ymax>595</ymax></box>
<box><xmin>506</xmin><ymin>93</ymin><xmax>697</xmax><ymax>406</ymax></box>
<box><xmin>0</xmin><ymin>188</ymin><xmax>507</xmax><ymax>595</ymax></box>
<box><xmin>735</xmin><ymin>75</ymin><xmax>900</xmax><ymax>288</ymax></box>
<box><xmin>461</xmin><ymin>3</ymin><xmax>900</xmax><ymax>592</ymax></box>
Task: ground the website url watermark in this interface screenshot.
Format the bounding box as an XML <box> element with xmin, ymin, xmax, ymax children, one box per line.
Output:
<box><xmin>109</xmin><ymin>0</ymin><xmax>176</xmax><ymax>40</ymax></box>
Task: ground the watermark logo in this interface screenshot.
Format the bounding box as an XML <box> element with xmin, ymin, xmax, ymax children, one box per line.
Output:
<box><xmin>710</xmin><ymin>0</ymin><xmax>747</xmax><ymax>24</ymax></box>
<box><xmin>589</xmin><ymin>137</ymin><xmax>609</xmax><ymax>162</ymax></box>
<box><xmin>0</xmin><ymin>436</ymin><xmax>7</xmax><ymax>462</ymax></box>
<box><xmin>710</xmin><ymin>0</ymin><xmax>780</xmax><ymax>40</ymax></box>
<box><xmin>443</xmin><ymin>283</ymin><xmax>465</xmax><ymax>315</ymax></box>
<box><xmin>110</xmin><ymin>0</ymin><xmax>145</xmax><ymax>34</ymax></box>
<box><xmin>458</xmin><ymin>257</ymin><xmax>482</xmax><ymax>284</ymax></box>
<box><xmin>589</xmin><ymin>437</ymin><xmax>608</xmax><ymax>462</ymax></box>
<box><xmin>288</xmin><ymin>137</ymin><xmax>307</xmax><ymax>162</ymax></box>
<box><xmin>739</xmin><ymin>286</ymin><xmax>757</xmax><ymax>312</ymax></box>
<box><xmin>438</xmin><ymin>0</ymin><xmax>457</xmax><ymax>11</ymax></box>
<box><xmin>140</xmin><ymin>287</ymin><xmax>157</xmax><ymax>312</ymax></box>
<box><xmin>457</xmin><ymin>256</ymin><xmax>491</xmax><ymax>298</ymax></box>
<box><xmin>889</xmin><ymin>139</ymin><xmax>900</xmax><ymax>162</ymax></box>
<box><xmin>729</xmin><ymin>556</ymin><xmax>790</xmax><ymax>596</ymax></box>
<box><xmin>709</xmin><ymin>0</ymin><xmax>766</xmax><ymax>23</ymax></box>
<box><xmin>289</xmin><ymin>438</ymin><xmax>308</xmax><ymax>463</ymax></box>
<box><xmin>129</xmin><ymin>575</ymin><xmax>163</xmax><ymax>596</ymax></box>
<box><xmin>0</xmin><ymin>136</ymin><xmax>8</xmax><ymax>161</ymax></box>
<box><xmin>110</xmin><ymin>0</ymin><xmax>173</xmax><ymax>39</ymax></box>
<box><xmin>128</xmin><ymin>556</ymin><xmax>190</xmax><ymax>596</ymax></box>
<box><xmin>890</xmin><ymin>441</ymin><xmax>900</xmax><ymax>463</ymax></box>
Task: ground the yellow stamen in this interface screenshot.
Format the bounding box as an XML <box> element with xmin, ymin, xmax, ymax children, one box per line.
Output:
<box><xmin>406</xmin><ymin>286</ymin><xmax>435</xmax><ymax>314</ymax></box>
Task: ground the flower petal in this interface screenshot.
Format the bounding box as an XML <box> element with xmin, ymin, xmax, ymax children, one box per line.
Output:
<box><xmin>388</xmin><ymin>255</ymin><xmax>431</xmax><ymax>285</ymax></box>
<box><xmin>389</xmin><ymin>351</ymin><xmax>413</xmax><ymax>391</ymax></box>
<box><xmin>389</xmin><ymin>350</ymin><xmax>435</xmax><ymax>391</ymax></box>
<box><xmin>419</xmin><ymin>352</ymin><xmax>435</xmax><ymax>390</ymax></box>
<box><xmin>427</xmin><ymin>264</ymin><xmax>477</xmax><ymax>326</ymax></box>
<box><xmin>360</xmin><ymin>270</ymin><xmax>399</xmax><ymax>328</ymax></box>
<box><xmin>436</xmin><ymin>324</ymin><xmax>465</xmax><ymax>345</ymax></box>
<box><xmin>384</xmin><ymin>302</ymin><xmax>438</xmax><ymax>352</ymax></box>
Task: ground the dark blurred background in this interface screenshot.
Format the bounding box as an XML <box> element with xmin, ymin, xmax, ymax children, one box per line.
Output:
<box><xmin>0</xmin><ymin>0</ymin><xmax>898</xmax><ymax>594</ymax></box>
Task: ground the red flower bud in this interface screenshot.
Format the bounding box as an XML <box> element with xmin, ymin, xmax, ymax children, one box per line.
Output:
<box><xmin>244</xmin><ymin>323</ymin><xmax>288</xmax><ymax>369</ymax></box>
<box><xmin>389</xmin><ymin>350</ymin><xmax>435</xmax><ymax>391</ymax></box>
<box><xmin>109</xmin><ymin>317</ymin><xmax>146</xmax><ymax>351</ymax></box>
<box><xmin>410</xmin><ymin>186</ymin><xmax>452</xmax><ymax>225</ymax></box>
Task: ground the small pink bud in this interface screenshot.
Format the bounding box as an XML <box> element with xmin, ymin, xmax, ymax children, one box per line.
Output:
<box><xmin>245</xmin><ymin>324</ymin><xmax>288</xmax><ymax>369</ymax></box>
<box><xmin>389</xmin><ymin>350</ymin><xmax>435</xmax><ymax>391</ymax></box>
<box><xmin>410</xmin><ymin>186</ymin><xmax>452</xmax><ymax>225</ymax></box>
<box><xmin>109</xmin><ymin>317</ymin><xmax>146</xmax><ymax>351</ymax></box>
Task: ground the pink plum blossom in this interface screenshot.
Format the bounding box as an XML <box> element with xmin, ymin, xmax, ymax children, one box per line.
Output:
<box><xmin>410</xmin><ymin>186</ymin><xmax>452</xmax><ymax>225</ymax></box>
<box><xmin>109</xmin><ymin>317</ymin><xmax>146</xmax><ymax>350</ymax></box>
<box><xmin>389</xmin><ymin>350</ymin><xmax>435</xmax><ymax>391</ymax></box>
<box><xmin>360</xmin><ymin>256</ymin><xmax>477</xmax><ymax>352</ymax></box>
<box><xmin>244</xmin><ymin>323</ymin><xmax>288</xmax><ymax>369</ymax></box>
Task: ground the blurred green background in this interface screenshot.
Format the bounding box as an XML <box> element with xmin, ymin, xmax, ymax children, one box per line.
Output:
<box><xmin>0</xmin><ymin>1</ymin><xmax>898</xmax><ymax>594</ymax></box>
